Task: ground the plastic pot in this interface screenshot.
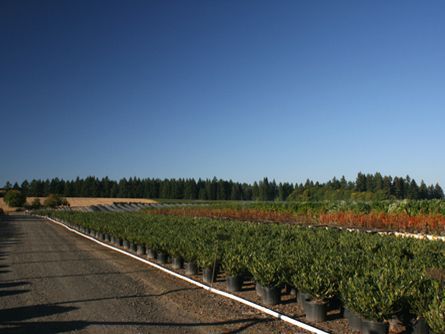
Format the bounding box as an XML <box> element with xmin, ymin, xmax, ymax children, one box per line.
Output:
<box><xmin>136</xmin><ymin>244</ymin><xmax>145</xmax><ymax>256</ymax></box>
<box><xmin>303</xmin><ymin>299</ymin><xmax>327</xmax><ymax>323</ymax></box>
<box><xmin>185</xmin><ymin>262</ymin><xmax>198</xmax><ymax>275</ymax></box>
<box><xmin>202</xmin><ymin>267</ymin><xmax>218</xmax><ymax>283</ymax></box>
<box><xmin>172</xmin><ymin>256</ymin><xmax>184</xmax><ymax>269</ymax></box>
<box><xmin>146</xmin><ymin>248</ymin><xmax>157</xmax><ymax>259</ymax></box>
<box><xmin>226</xmin><ymin>275</ymin><xmax>244</xmax><ymax>292</ymax></box>
<box><xmin>261</xmin><ymin>286</ymin><xmax>281</xmax><ymax>306</ymax></box>
<box><xmin>361</xmin><ymin>318</ymin><xmax>389</xmax><ymax>334</ymax></box>
<box><xmin>297</xmin><ymin>291</ymin><xmax>312</xmax><ymax>307</ymax></box>
<box><xmin>122</xmin><ymin>240</ymin><xmax>130</xmax><ymax>249</ymax></box>
<box><xmin>255</xmin><ymin>282</ymin><xmax>265</xmax><ymax>297</ymax></box>
<box><xmin>130</xmin><ymin>242</ymin><xmax>137</xmax><ymax>253</ymax></box>
<box><xmin>157</xmin><ymin>252</ymin><xmax>168</xmax><ymax>264</ymax></box>
<box><xmin>412</xmin><ymin>317</ymin><xmax>430</xmax><ymax>334</ymax></box>
<box><xmin>344</xmin><ymin>308</ymin><xmax>362</xmax><ymax>332</ymax></box>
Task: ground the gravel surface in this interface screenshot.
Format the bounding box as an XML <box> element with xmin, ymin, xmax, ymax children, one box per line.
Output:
<box><xmin>0</xmin><ymin>215</ymin><xmax>304</xmax><ymax>334</ymax></box>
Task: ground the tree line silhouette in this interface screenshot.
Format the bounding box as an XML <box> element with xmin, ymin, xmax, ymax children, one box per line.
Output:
<box><xmin>2</xmin><ymin>172</ymin><xmax>443</xmax><ymax>201</ymax></box>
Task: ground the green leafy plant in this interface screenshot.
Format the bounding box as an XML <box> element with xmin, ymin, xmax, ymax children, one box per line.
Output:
<box><xmin>43</xmin><ymin>194</ymin><xmax>69</xmax><ymax>208</ymax></box>
<box><xmin>4</xmin><ymin>190</ymin><xmax>26</xmax><ymax>207</ymax></box>
<box><xmin>424</xmin><ymin>281</ymin><xmax>445</xmax><ymax>333</ymax></box>
<box><xmin>341</xmin><ymin>259</ymin><xmax>415</xmax><ymax>322</ymax></box>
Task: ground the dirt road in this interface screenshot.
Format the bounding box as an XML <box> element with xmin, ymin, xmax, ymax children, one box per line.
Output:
<box><xmin>0</xmin><ymin>215</ymin><xmax>298</xmax><ymax>334</ymax></box>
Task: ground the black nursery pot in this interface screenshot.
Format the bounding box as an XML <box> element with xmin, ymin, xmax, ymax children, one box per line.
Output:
<box><xmin>303</xmin><ymin>299</ymin><xmax>327</xmax><ymax>323</ymax></box>
<box><xmin>157</xmin><ymin>252</ymin><xmax>168</xmax><ymax>264</ymax></box>
<box><xmin>202</xmin><ymin>267</ymin><xmax>218</xmax><ymax>283</ymax></box>
<box><xmin>261</xmin><ymin>286</ymin><xmax>281</xmax><ymax>305</ymax></box>
<box><xmin>255</xmin><ymin>282</ymin><xmax>265</xmax><ymax>297</ymax></box>
<box><xmin>226</xmin><ymin>275</ymin><xmax>244</xmax><ymax>292</ymax></box>
<box><xmin>412</xmin><ymin>317</ymin><xmax>430</xmax><ymax>334</ymax></box>
<box><xmin>130</xmin><ymin>242</ymin><xmax>137</xmax><ymax>253</ymax></box>
<box><xmin>344</xmin><ymin>308</ymin><xmax>362</xmax><ymax>332</ymax></box>
<box><xmin>122</xmin><ymin>240</ymin><xmax>130</xmax><ymax>249</ymax></box>
<box><xmin>297</xmin><ymin>291</ymin><xmax>312</xmax><ymax>307</ymax></box>
<box><xmin>185</xmin><ymin>262</ymin><xmax>198</xmax><ymax>275</ymax></box>
<box><xmin>172</xmin><ymin>256</ymin><xmax>184</xmax><ymax>269</ymax></box>
<box><xmin>361</xmin><ymin>318</ymin><xmax>389</xmax><ymax>334</ymax></box>
<box><xmin>146</xmin><ymin>248</ymin><xmax>157</xmax><ymax>259</ymax></box>
<box><xmin>136</xmin><ymin>244</ymin><xmax>146</xmax><ymax>256</ymax></box>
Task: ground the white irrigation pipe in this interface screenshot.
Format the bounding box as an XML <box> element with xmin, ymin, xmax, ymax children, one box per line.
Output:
<box><xmin>43</xmin><ymin>216</ymin><xmax>329</xmax><ymax>334</ymax></box>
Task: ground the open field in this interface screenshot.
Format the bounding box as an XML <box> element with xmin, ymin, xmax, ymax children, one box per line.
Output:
<box><xmin>0</xmin><ymin>197</ymin><xmax>157</xmax><ymax>213</ymax></box>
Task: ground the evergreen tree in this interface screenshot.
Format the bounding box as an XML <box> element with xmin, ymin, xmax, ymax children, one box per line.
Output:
<box><xmin>433</xmin><ymin>183</ymin><xmax>444</xmax><ymax>199</ymax></box>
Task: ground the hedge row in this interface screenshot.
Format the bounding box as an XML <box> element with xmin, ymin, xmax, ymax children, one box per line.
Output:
<box><xmin>42</xmin><ymin>211</ymin><xmax>445</xmax><ymax>332</ymax></box>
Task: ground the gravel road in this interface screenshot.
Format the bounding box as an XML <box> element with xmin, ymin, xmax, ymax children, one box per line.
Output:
<box><xmin>0</xmin><ymin>215</ymin><xmax>300</xmax><ymax>334</ymax></box>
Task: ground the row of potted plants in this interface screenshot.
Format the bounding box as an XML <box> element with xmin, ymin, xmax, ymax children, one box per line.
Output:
<box><xmin>147</xmin><ymin>205</ymin><xmax>445</xmax><ymax>235</ymax></box>
<box><xmin>41</xmin><ymin>210</ymin><xmax>445</xmax><ymax>334</ymax></box>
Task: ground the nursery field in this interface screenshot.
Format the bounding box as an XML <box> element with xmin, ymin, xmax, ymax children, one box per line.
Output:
<box><xmin>42</xmin><ymin>210</ymin><xmax>445</xmax><ymax>334</ymax></box>
<box><xmin>147</xmin><ymin>200</ymin><xmax>445</xmax><ymax>236</ymax></box>
<box><xmin>0</xmin><ymin>215</ymin><xmax>296</xmax><ymax>334</ymax></box>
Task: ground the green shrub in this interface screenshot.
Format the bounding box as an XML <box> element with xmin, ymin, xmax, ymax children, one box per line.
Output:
<box><xmin>341</xmin><ymin>258</ymin><xmax>415</xmax><ymax>322</ymax></box>
<box><xmin>30</xmin><ymin>198</ymin><xmax>42</xmax><ymax>209</ymax></box>
<box><xmin>4</xmin><ymin>190</ymin><xmax>26</xmax><ymax>207</ymax></box>
<box><xmin>43</xmin><ymin>194</ymin><xmax>69</xmax><ymax>208</ymax></box>
<box><xmin>424</xmin><ymin>281</ymin><xmax>445</xmax><ymax>333</ymax></box>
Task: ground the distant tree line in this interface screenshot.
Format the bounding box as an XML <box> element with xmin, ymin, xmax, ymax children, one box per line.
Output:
<box><xmin>2</xmin><ymin>172</ymin><xmax>443</xmax><ymax>201</ymax></box>
<box><xmin>289</xmin><ymin>173</ymin><xmax>444</xmax><ymax>201</ymax></box>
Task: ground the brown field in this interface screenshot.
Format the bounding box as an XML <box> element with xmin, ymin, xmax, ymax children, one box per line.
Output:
<box><xmin>0</xmin><ymin>197</ymin><xmax>157</xmax><ymax>213</ymax></box>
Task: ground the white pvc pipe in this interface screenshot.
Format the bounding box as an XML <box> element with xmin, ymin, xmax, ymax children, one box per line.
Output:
<box><xmin>43</xmin><ymin>216</ymin><xmax>329</xmax><ymax>334</ymax></box>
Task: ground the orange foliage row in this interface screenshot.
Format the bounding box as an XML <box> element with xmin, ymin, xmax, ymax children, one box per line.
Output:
<box><xmin>148</xmin><ymin>208</ymin><xmax>445</xmax><ymax>234</ymax></box>
<box><xmin>149</xmin><ymin>207</ymin><xmax>295</xmax><ymax>223</ymax></box>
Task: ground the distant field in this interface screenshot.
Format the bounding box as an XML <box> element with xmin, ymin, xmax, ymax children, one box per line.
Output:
<box><xmin>0</xmin><ymin>197</ymin><xmax>157</xmax><ymax>212</ymax></box>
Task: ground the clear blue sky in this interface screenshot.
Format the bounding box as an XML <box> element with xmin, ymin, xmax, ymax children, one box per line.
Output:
<box><xmin>1</xmin><ymin>0</ymin><xmax>444</xmax><ymax>186</ymax></box>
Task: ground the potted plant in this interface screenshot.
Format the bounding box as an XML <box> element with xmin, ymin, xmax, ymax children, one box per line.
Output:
<box><xmin>169</xmin><ymin>237</ymin><xmax>184</xmax><ymax>270</ymax></box>
<box><xmin>342</xmin><ymin>260</ymin><xmax>413</xmax><ymax>334</ymax></box>
<box><xmin>248</xmin><ymin>251</ymin><xmax>283</xmax><ymax>306</ymax></box>
<box><xmin>302</xmin><ymin>255</ymin><xmax>339</xmax><ymax>322</ymax></box>
<box><xmin>424</xmin><ymin>281</ymin><xmax>445</xmax><ymax>334</ymax></box>
<box><xmin>408</xmin><ymin>278</ymin><xmax>435</xmax><ymax>334</ymax></box>
<box><xmin>221</xmin><ymin>240</ymin><xmax>247</xmax><ymax>292</ymax></box>
<box><xmin>181</xmin><ymin>234</ymin><xmax>199</xmax><ymax>275</ymax></box>
<box><xmin>340</xmin><ymin>276</ymin><xmax>364</xmax><ymax>332</ymax></box>
<box><xmin>197</xmin><ymin>245</ymin><xmax>219</xmax><ymax>283</ymax></box>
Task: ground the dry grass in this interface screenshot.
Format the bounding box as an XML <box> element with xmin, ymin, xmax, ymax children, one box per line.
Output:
<box><xmin>0</xmin><ymin>197</ymin><xmax>157</xmax><ymax>213</ymax></box>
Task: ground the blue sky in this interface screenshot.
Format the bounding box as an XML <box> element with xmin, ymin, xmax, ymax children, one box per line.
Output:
<box><xmin>1</xmin><ymin>0</ymin><xmax>444</xmax><ymax>186</ymax></box>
